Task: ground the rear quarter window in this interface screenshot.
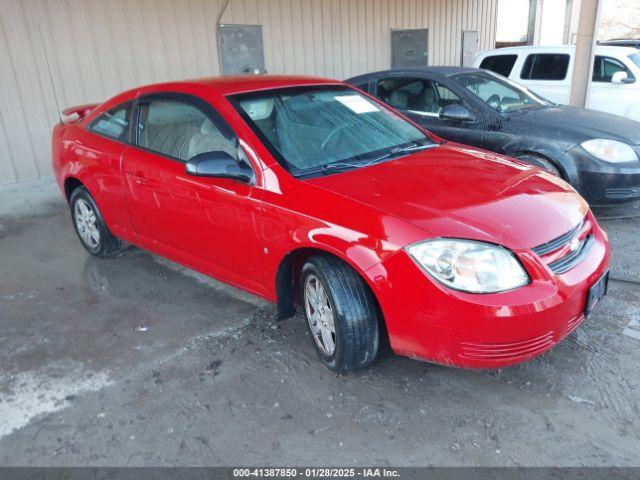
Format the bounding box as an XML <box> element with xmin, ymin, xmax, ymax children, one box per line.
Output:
<box><xmin>88</xmin><ymin>103</ymin><xmax>132</xmax><ymax>142</ymax></box>
<box><xmin>479</xmin><ymin>55</ymin><xmax>518</xmax><ymax>77</ymax></box>
<box><xmin>520</xmin><ymin>53</ymin><xmax>570</xmax><ymax>81</ymax></box>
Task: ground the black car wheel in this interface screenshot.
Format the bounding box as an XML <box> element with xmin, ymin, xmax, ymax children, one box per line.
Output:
<box><xmin>300</xmin><ymin>255</ymin><xmax>379</xmax><ymax>372</ymax></box>
<box><xmin>69</xmin><ymin>186</ymin><xmax>123</xmax><ymax>257</ymax></box>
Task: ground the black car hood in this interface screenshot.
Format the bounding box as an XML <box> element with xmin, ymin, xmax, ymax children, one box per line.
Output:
<box><xmin>505</xmin><ymin>105</ymin><xmax>640</xmax><ymax>146</ymax></box>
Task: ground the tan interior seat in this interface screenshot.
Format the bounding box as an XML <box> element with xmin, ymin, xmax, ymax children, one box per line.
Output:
<box><xmin>140</xmin><ymin>121</ymin><xmax>199</xmax><ymax>161</ymax></box>
<box><xmin>420</xmin><ymin>86</ymin><xmax>438</xmax><ymax>113</ymax></box>
<box><xmin>389</xmin><ymin>90</ymin><xmax>408</xmax><ymax>110</ymax></box>
<box><xmin>187</xmin><ymin>119</ymin><xmax>235</xmax><ymax>160</ymax></box>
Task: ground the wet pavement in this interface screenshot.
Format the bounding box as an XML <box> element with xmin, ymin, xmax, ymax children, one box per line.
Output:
<box><xmin>0</xmin><ymin>179</ymin><xmax>639</xmax><ymax>466</ymax></box>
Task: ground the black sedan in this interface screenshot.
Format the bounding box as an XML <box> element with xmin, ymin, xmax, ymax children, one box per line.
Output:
<box><xmin>347</xmin><ymin>67</ymin><xmax>640</xmax><ymax>204</ymax></box>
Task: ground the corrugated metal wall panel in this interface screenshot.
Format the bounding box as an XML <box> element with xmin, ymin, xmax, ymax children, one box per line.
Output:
<box><xmin>0</xmin><ymin>0</ymin><xmax>496</xmax><ymax>184</ymax></box>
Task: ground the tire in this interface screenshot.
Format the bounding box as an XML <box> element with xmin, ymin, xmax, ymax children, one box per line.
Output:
<box><xmin>517</xmin><ymin>154</ymin><xmax>562</xmax><ymax>178</ymax></box>
<box><xmin>300</xmin><ymin>255</ymin><xmax>379</xmax><ymax>372</ymax></box>
<box><xmin>69</xmin><ymin>186</ymin><xmax>122</xmax><ymax>257</ymax></box>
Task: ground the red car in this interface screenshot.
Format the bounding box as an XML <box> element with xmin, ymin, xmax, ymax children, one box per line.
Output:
<box><xmin>52</xmin><ymin>76</ymin><xmax>611</xmax><ymax>371</ymax></box>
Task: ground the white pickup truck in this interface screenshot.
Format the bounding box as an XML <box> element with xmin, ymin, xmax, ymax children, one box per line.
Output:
<box><xmin>474</xmin><ymin>45</ymin><xmax>640</xmax><ymax>121</ymax></box>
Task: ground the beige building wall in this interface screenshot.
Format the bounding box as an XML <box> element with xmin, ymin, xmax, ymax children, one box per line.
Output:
<box><xmin>0</xmin><ymin>0</ymin><xmax>497</xmax><ymax>185</ymax></box>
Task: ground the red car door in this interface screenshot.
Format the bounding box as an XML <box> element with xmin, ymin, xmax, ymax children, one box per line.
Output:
<box><xmin>122</xmin><ymin>93</ymin><xmax>265</xmax><ymax>296</ymax></box>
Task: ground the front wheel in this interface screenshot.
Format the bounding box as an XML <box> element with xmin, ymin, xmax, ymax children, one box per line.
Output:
<box><xmin>69</xmin><ymin>186</ymin><xmax>122</xmax><ymax>257</ymax></box>
<box><xmin>300</xmin><ymin>255</ymin><xmax>379</xmax><ymax>372</ymax></box>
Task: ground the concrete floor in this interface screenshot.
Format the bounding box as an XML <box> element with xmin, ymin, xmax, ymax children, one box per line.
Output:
<box><xmin>0</xmin><ymin>179</ymin><xmax>639</xmax><ymax>466</ymax></box>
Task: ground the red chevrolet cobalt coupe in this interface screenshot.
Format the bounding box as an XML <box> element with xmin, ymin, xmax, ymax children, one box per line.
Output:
<box><xmin>52</xmin><ymin>76</ymin><xmax>610</xmax><ymax>371</ymax></box>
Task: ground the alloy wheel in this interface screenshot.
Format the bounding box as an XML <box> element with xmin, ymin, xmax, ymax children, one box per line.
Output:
<box><xmin>74</xmin><ymin>198</ymin><xmax>100</xmax><ymax>249</ymax></box>
<box><xmin>304</xmin><ymin>274</ymin><xmax>336</xmax><ymax>356</ymax></box>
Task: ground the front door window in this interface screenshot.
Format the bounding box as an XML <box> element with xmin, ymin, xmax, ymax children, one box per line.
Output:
<box><xmin>137</xmin><ymin>100</ymin><xmax>236</xmax><ymax>161</ymax></box>
<box><xmin>376</xmin><ymin>78</ymin><xmax>462</xmax><ymax>117</ymax></box>
<box><xmin>592</xmin><ymin>56</ymin><xmax>634</xmax><ymax>83</ymax></box>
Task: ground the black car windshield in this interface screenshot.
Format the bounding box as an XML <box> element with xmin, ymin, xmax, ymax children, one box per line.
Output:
<box><xmin>455</xmin><ymin>72</ymin><xmax>549</xmax><ymax>113</ymax></box>
<box><xmin>230</xmin><ymin>85</ymin><xmax>434</xmax><ymax>178</ymax></box>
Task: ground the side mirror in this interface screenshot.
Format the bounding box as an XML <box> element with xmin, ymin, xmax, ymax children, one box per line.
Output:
<box><xmin>611</xmin><ymin>71</ymin><xmax>635</xmax><ymax>84</ymax></box>
<box><xmin>185</xmin><ymin>151</ymin><xmax>254</xmax><ymax>183</ymax></box>
<box><xmin>439</xmin><ymin>104</ymin><xmax>475</xmax><ymax>122</ymax></box>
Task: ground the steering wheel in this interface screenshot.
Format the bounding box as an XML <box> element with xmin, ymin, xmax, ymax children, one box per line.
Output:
<box><xmin>321</xmin><ymin>124</ymin><xmax>349</xmax><ymax>151</ymax></box>
<box><xmin>487</xmin><ymin>94</ymin><xmax>501</xmax><ymax>111</ymax></box>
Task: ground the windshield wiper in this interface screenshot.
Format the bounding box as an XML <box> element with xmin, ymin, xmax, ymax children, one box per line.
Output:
<box><xmin>295</xmin><ymin>143</ymin><xmax>438</xmax><ymax>179</ymax></box>
<box><xmin>390</xmin><ymin>143</ymin><xmax>437</xmax><ymax>154</ymax></box>
<box><xmin>364</xmin><ymin>142</ymin><xmax>438</xmax><ymax>165</ymax></box>
<box><xmin>295</xmin><ymin>161</ymin><xmax>362</xmax><ymax>178</ymax></box>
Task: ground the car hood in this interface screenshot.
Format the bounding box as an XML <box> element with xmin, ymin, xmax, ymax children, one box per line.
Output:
<box><xmin>306</xmin><ymin>144</ymin><xmax>589</xmax><ymax>251</ymax></box>
<box><xmin>506</xmin><ymin>105</ymin><xmax>640</xmax><ymax>145</ymax></box>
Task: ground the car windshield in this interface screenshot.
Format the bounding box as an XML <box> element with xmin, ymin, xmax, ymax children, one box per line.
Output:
<box><xmin>455</xmin><ymin>72</ymin><xmax>549</xmax><ymax>113</ymax></box>
<box><xmin>230</xmin><ymin>85</ymin><xmax>434</xmax><ymax>178</ymax></box>
<box><xmin>629</xmin><ymin>52</ymin><xmax>640</xmax><ymax>69</ymax></box>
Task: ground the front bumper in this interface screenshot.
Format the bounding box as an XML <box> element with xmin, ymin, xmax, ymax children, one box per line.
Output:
<box><xmin>567</xmin><ymin>146</ymin><xmax>640</xmax><ymax>204</ymax></box>
<box><xmin>366</xmin><ymin>213</ymin><xmax>611</xmax><ymax>369</ymax></box>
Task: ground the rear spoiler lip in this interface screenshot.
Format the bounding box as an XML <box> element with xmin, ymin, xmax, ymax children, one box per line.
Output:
<box><xmin>61</xmin><ymin>103</ymin><xmax>100</xmax><ymax>123</ymax></box>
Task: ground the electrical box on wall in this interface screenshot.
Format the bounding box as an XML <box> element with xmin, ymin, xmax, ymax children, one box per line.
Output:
<box><xmin>391</xmin><ymin>28</ymin><xmax>429</xmax><ymax>68</ymax></box>
<box><xmin>218</xmin><ymin>24</ymin><xmax>266</xmax><ymax>75</ymax></box>
<box><xmin>461</xmin><ymin>30</ymin><xmax>479</xmax><ymax>67</ymax></box>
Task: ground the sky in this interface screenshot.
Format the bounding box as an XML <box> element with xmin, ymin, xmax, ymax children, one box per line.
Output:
<box><xmin>599</xmin><ymin>0</ymin><xmax>640</xmax><ymax>40</ymax></box>
<box><xmin>496</xmin><ymin>0</ymin><xmax>531</xmax><ymax>43</ymax></box>
<box><xmin>497</xmin><ymin>0</ymin><xmax>640</xmax><ymax>44</ymax></box>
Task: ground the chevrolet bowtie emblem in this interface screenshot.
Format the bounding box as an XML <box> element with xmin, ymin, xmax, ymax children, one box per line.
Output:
<box><xmin>569</xmin><ymin>237</ymin><xmax>581</xmax><ymax>252</ymax></box>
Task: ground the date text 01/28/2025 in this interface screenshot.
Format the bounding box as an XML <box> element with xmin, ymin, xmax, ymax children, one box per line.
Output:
<box><xmin>232</xmin><ymin>467</ymin><xmax>400</xmax><ymax>477</ymax></box>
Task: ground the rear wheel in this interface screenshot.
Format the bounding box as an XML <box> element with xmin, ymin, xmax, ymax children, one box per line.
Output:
<box><xmin>300</xmin><ymin>255</ymin><xmax>379</xmax><ymax>371</ymax></box>
<box><xmin>69</xmin><ymin>186</ymin><xmax>122</xmax><ymax>257</ymax></box>
<box><xmin>517</xmin><ymin>154</ymin><xmax>562</xmax><ymax>178</ymax></box>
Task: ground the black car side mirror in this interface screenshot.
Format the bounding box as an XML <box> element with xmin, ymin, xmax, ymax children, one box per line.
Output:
<box><xmin>439</xmin><ymin>104</ymin><xmax>475</xmax><ymax>122</ymax></box>
<box><xmin>185</xmin><ymin>151</ymin><xmax>254</xmax><ymax>183</ymax></box>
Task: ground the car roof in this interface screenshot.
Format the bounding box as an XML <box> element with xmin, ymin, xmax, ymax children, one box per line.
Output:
<box><xmin>478</xmin><ymin>44</ymin><xmax>638</xmax><ymax>56</ymax></box>
<box><xmin>347</xmin><ymin>66</ymin><xmax>480</xmax><ymax>82</ymax></box>
<box><xmin>599</xmin><ymin>39</ymin><xmax>640</xmax><ymax>45</ymax></box>
<box><xmin>409</xmin><ymin>66</ymin><xmax>479</xmax><ymax>76</ymax></box>
<box><xmin>135</xmin><ymin>75</ymin><xmax>342</xmax><ymax>96</ymax></box>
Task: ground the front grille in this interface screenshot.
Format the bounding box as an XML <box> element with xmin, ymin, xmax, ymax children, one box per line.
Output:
<box><xmin>532</xmin><ymin>218</ymin><xmax>593</xmax><ymax>274</ymax></box>
<box><xmin>532</xmin><ymin>220</ymin><xmax>584</xmax><ymax>256</ymax></box>
<box><xmin>546</xmin><ymin>235</ymin><xmax>594</xmax><ymax>274</ymax></box>
<box><xmin>566</xmin><ymin>313</ymin><xmax>585</xmax><ymax>334</ymax></box>
<box><xmin>605</xmin><ymin>187</ymin><xmax>640</xmax><ymax>200</ymax></box>
<box><xmin>460</xmin><ymin>331</ymin><xmax>555</xmax><ymax>360</ymax></box>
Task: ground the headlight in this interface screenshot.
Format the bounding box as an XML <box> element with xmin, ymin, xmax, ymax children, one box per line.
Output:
<box><xmin>581</xmin><ymin>139</ymin><xmax>638</xmax><ymax>163</ymax></box>
<box><xmin>406</xmin><ymin>239</ymin><xmax>529</xmax><ymax>293</ymax></box>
